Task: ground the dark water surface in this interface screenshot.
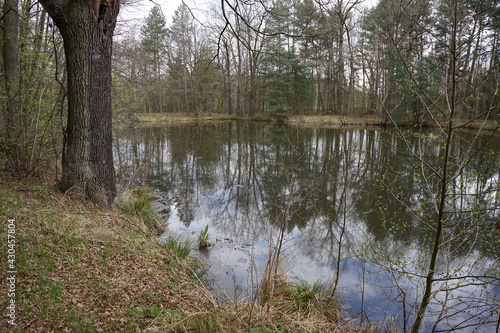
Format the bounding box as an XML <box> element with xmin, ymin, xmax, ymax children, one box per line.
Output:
<box><xmin>114</xmin><ymin>121</ymin><xmax>499</xmax><ymax>332</ymax></box>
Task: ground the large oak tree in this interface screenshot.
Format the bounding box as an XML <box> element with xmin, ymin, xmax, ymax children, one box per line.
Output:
<box><xmin>39</xmin><ymin>0</ymin><xmax>120</xmax><ymax>205</ymax></box>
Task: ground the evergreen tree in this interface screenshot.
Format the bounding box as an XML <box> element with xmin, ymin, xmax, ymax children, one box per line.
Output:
<box><xmin>141</xmin><ymin>5</ymin><xmax>168</xmax><ymax>75</ymax></box>
<box><xmin>168</xmin><ymin>4</ymin><xmax>195</xmax><ymax>113</ymax></box>
<box><xmin>360</xmin><ymin>0</ymin><xmax>433</xmax><ymax>123</ymax></box>
<box><xmin>140</xmin><ymin>5</ymin><xmax>169</xmax><ymax>112</ymax></box>
<box><xmin>260</xmin><ymin>0</ymin><xmax>315</xmax><ymax>117</ymax></box>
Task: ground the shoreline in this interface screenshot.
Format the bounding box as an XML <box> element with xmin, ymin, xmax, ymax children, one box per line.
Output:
<box><xmin>0</xmin><ymin>175</ymin><xmax>369</xmax><ymax>332</ymax></box>
<box><xmin>121</xmin><ymin>112</ymin><xmax>500</xmax><ymax>131</ymax></box>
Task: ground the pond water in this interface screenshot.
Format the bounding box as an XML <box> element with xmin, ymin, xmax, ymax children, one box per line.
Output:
<box><xmin>114</xmin><ymin>121</ymin><xmax>499</xmax><ymax>332</ymax></box>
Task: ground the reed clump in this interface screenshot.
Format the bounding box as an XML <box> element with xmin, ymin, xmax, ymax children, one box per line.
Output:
<box><xmin>197</xmin><ymin>224</ymin><xmax>211</xmax><ymax>250</ymax></box>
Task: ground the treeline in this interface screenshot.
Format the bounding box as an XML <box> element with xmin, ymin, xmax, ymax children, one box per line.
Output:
<box><xmin>115</xmin><ymin>0</ymin><xmax>500</xmax><ymax>121</ymax></box>
<box><xmin>0</xmin><ymin>0</ymin><xmax>499</xmax><ymax>175</ymax></box>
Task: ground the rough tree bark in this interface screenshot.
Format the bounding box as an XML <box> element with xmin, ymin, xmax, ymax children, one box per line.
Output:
<box><xmin>38</xmin><ymin>0</ymin><xmax>119</xmax><ymax>205</ymax></box>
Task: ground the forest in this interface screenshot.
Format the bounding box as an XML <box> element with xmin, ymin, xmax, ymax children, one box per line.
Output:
<box><xmin>117</xmin><ymin>0</ymin><xmax>500</xmax><ymax>120</ymax></box>
<box><xmin>1</xmin><ymin>0</ymin><xmax>499</xmax><ymax>177</ymax></box>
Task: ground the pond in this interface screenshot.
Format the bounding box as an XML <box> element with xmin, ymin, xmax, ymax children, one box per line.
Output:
<box><xmin>114</xmin><ymin>121</ymin><xmax>499</xmax><ymax>332</ymax></box>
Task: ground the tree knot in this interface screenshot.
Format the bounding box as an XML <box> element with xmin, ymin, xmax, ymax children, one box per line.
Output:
<box><xmin>93</xmin><ymin>0</ymin><xmax>115</xmax><ymax>21</ymax></box>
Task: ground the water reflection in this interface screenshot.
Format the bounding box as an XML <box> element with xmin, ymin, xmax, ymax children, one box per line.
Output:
<box><xmin>114</xmin><ymin>122</ymin><xmax>499</xmax><ymax>332</ymax></box>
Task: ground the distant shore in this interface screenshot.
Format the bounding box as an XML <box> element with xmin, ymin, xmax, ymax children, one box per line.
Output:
<box><xmin>121</xmin><ymin>112</ymin><xmax>499</xmax><ymax>131</ymax></box>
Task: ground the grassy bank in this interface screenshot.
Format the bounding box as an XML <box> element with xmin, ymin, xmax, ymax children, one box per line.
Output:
<box><xmin>285</xmin><ymin>115</ymin><xmax>383</xmax><ymax>128</ymax></box>
<box><xmin>132</xmin><ymin>113</ymin><xmax>239</xmax><ymax>124</ymax></box>
<box><xmin>128</xmin><ymin>112</ymin><xmax>499</xmax><ymax>131</ymax></box>
<box><xmin>129</xmin><ymin>112</ymin><xmax>381</xmax><ymax>127</ymax></box>
<box><xmin>0</xmin><ymin>175</ymin><xmax>371</xmax><ymax>332</ymax></box>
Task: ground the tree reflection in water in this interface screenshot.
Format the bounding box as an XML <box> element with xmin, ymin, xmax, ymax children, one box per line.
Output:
<box><xmin>114</xmin><ymin>122</ymin><xmax>499</xmax><ymax>332</ymax></box>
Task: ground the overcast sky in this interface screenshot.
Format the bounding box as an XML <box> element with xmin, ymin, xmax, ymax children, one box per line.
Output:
<box><xmin>117</xmin><ymin>0</ymin><xmax>377</xmax><ymax>36</ymax></box>
<box><xmin>119</xmin><ymin>0</ymin><xmax>201</xmax><ymax>24</ymax></box>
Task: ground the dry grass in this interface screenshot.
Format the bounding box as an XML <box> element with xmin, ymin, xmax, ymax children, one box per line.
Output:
<box><xmin>130</xmin><ymin>112</ymin><xmax>499</xmax><ymax>132</ymax></box>
<box><xmin>286</xmin><ymin>115</ymin><xmax>384</xmax><ymax>127</ymax></box>
<box><xmin>286</xmin><ymin>115</ymin><xmax>500</xmax><ymax>131</ymax></box>
<box><xmin>134</xmin><ymin>112</ymin><xmax>238</xmax><ymax>124</ymax></box>
<box><xmin>0</xmin><ymin>175</ymin><xmax>372</xmax><ymax>332</ymax></box>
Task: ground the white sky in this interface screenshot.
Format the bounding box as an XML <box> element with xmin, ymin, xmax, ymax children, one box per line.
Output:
<box><xmin>117</xmin><ymin>0</ymin><xmax>378</xmax><ymax>36</ymax></box>
<box><xmin>119</xmin><ymin>0</ymin><xmax>202</xmax><ymax>24</ymax></box>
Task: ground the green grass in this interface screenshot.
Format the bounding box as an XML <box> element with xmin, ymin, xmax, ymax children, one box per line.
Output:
<box><xmin>61</xmin><ymin>234</ymin><xmax>86</xmax><ymax>247</ymax></box>
<box><xmin>127</xmin><ymin>305</ymin><xmax>164</xmax><ymax>319</ymax></box>
<box><xmin>163</xmin><ymin>236</ymin><xmax>192</xmax><ymax>259</ymax></box>
<box><xmin>64</xmin><ymin>309</ymin><xmax>95</xmax><ymax>333</ymax></box>
<box><xmin>36</xmin><ymin>275</ymin><xmax>63</xmax><ymax>299</ymax></box>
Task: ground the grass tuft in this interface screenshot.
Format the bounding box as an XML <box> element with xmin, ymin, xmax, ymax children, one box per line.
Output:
<box><xmin>116</xmin><ymin>186</ymin><xmax>164</xmax><ymax>234</ymax></box>
<box><xmin>274</xmin><ymin>279</ymin><xmax>340</xmax><ymax>321</ymax></box>
<box><xmin>187</xmin><ymin>312</ymin><xmax>222</xmax><ymax>332</ymax></box>
<box><xmin>163</xmin><ymin>236</ymin><xmax>192</xmax><ymax>259</ymax></box>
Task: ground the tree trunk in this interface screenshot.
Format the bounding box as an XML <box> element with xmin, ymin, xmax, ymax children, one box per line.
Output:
<box><xmin>223</xmin><ymin>39</ymin><xmax>233</xmax><ymax>115</ymax></box>
<box><xmin>39</xmin><ymin>0</ymin><xmax>119</xmax><ymax>205</ymax></box>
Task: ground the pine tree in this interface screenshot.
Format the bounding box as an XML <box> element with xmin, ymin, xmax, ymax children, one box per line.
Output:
<box><xmin>140</xmin><ymin>5</ymin><xmax>169</xmax><ymax>112</ymax></box>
